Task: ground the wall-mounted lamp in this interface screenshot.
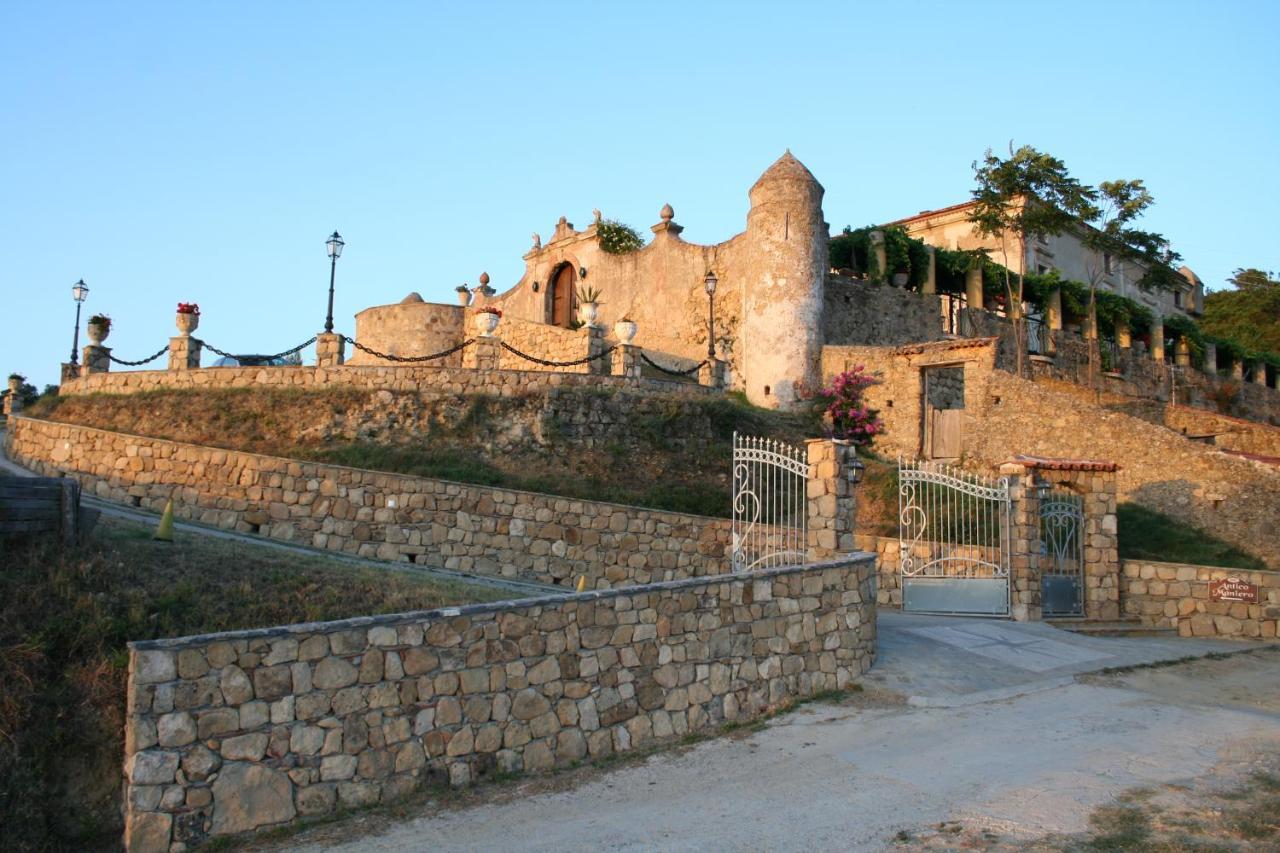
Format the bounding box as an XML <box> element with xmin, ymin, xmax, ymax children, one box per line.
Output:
<box><xmin>578</xmin><ymin>266</ymin><xmax>588</xmax><ymax>278</ymax></box>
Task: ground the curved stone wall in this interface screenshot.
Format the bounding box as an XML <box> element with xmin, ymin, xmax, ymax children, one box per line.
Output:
<box><xmin>348</xmin><ymin>300</ymin><xmax>465</xmax><ymax>366</ymax></box>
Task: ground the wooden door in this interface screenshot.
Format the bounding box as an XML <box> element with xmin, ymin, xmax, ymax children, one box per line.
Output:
<box><xmin>551</xmin><ymin>265</ymin><xmax>575</xmax><ymax>327</ymax></box>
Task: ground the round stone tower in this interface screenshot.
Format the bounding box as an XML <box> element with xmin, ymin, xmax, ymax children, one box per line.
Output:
<box><xmin>740</xmin><ymin>151</ymin><xmax>828</xmax><ymax>409</ymax></box>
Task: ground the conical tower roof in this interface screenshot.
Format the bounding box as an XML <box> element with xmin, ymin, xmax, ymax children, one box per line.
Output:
<box><xmin>750</xmin><ymin>149</ymin><xmax>823</xmax><ymax>194</ymax></box>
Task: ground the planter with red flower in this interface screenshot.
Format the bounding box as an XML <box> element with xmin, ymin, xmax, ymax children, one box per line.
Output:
<box><xmin>473</xmin><ymin>306</ymin><xmax>502</xmax><ymax>337</ymax></box>
<box><xmin>176</xmin><ymin>303</ymin><xmax>200</xmax><ymax>335</ymax></box>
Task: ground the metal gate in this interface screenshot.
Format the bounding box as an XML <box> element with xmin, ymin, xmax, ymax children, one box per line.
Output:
<box><xmin>1040</xmin><ymin>489</ymin><xmax>1084</xmax><ymax>617</ymax></box>
<box><xmin>898</xmin><ymin>459</ymin><xmax>1011</xmax><ymax>615</ymax></box>
<box><xmin>731</xmin><ymin>433</ymin><xmax>809</xmax><ymax>572</ymax></box>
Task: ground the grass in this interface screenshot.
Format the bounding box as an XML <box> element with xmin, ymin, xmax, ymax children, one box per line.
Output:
<box><xmin>1117</xmin><ymin>502</ymin><xmax>1268</xmax><ymax>570</ymax></box>
<box><xmin>0</xmin><ymin>516</ymin><xmax>508</xmax><ymax>853</ymax></box>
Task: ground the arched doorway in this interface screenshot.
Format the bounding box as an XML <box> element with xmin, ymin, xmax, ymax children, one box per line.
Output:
<box><xmin>549</xmin><ymin>263</ymin><xmax>576</xmax><ymax>328</ymax></box>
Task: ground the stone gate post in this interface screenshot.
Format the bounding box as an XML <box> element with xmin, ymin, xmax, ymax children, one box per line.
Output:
<box><xmin>315</xmin><ymin>332</ymin><xmax>345</xmax><ymax>367</ymax></box>
<box><xmin>167</xmin><ymin>336</ymin><xmax>201</xmax><ymax>371</ymax></box>
<box><xmin>805</xmin><ymin>438</ymin><xmax>863</xmax><ymax>561</ymax></box>
<box><xmin>612</xmin><ymin>344</ymin><xmax>641</xmax><ymax>379</ymax></box>
<box><xmin>1001</xmin><ymin>461</ymin><xmax>1042</xmax><ymax>621</ymax></box>
<box><xmin>464</xmin><ymin>335</ymin><xmax>501</xmax><ymax>371</ymax></box>
<box><xmin>82</xmin><ymin>345</ymin><xmax>111</xmax><ymax>374</ymax></box>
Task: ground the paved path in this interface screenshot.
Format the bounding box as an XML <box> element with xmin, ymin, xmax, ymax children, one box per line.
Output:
<box><xmin>0</xmin><ymin>436</ymin><xmax>556</xmax><ymax>599</ymax></box>
<box><xmin>273</xmin><ymin>616</ymin><xmax>1278</xmax><ymax>852</ymax></box>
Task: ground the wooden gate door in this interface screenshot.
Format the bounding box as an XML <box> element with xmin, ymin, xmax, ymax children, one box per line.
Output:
<box><xmin>551</xmin><ymin>265</ymin><xmax>575</xmax><ymax>327</ymax></box>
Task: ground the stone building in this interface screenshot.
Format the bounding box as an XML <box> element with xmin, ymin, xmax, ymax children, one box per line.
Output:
<box><xmin>890</xmin><ymin>200</ymin><xmax>1204</xmax><ymax>319</ymax></box>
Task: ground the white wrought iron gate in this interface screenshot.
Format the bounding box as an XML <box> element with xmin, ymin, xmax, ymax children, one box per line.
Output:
<box><xmin>1040</xmin><ymin>489</ymin><xmax>1084</xmax><ymax>617</ymax></box>
<box><xmin>898</xmin><ymin>459</ymin><xmax>1011</xmax><ymax>616</ymax></box>
<box><xmin>731</xmin><ymin>433</ymin><xmax>809</xmax><ymax>572</ymax></box>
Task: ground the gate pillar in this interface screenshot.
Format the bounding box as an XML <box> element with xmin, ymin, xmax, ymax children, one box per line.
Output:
<box><xmin>1001</xmin><ymin>461</ymin><xmax>1042</xmax><ymax>621</ymax></box>
<box><xmin>806</xmin><ymin>438</ymin><xmax>862</xmax><ymax>561</ymax></box>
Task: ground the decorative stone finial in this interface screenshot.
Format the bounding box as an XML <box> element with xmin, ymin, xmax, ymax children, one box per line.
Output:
<box><xmin>660</xmin><ymin>203</ymin><xmax>674</xmax><ymax>222</ymax></box>
<box><xmin>531</xmin><ymin>233</ymin><xmax>542</xmax><ymax>250</ymax></box>
<box><xmin>558</xmin><ymin>216</ymin><xmax>567</xmax><ymax>225</ymax></box>
<box><xmin>593</xmin><ymin>208</ymin><xmax>602</xmax><ymax>224</ymax></box>
<box><xmin>479</xmin><ymin>272</ymin><xmax>490</xmax><ymax>286</ymax></box>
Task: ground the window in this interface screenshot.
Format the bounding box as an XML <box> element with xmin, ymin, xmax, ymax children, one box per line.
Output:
<box><xmin>1103</xmin><ymin>253</ymin><xmax>1113</xmax><ymax>275</ymax></box>
<box><xmin>1037</xmin><ymin>264</ymin><xmax>1049</xmax><ymax>275</ymax></box>
<box><xmin>1174</xmin><ymin>290</ymin><xmax>1183</xmax><ymax>308</ymax></box>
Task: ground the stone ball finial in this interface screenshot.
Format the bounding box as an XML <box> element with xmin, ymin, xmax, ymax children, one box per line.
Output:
<box><xmin>479</xmin><ymin>271</ymin><xmax>490</xmax><ymax>286</ymax></box>
<box><xmin>660</xmin><ymin>203</ymin><xmax>674</xmax><ymax>222</ymax></box>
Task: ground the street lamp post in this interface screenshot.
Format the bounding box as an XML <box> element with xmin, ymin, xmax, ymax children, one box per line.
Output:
<box><xmin>703</xmin><ymin>270</ymin><xmax>719</xmax><ymax>360</ymax></box>
<box><xmin>69</xmin><ymin>279</ymin><xmax>89</xmax><ymax>365</ymax></box>
<box><xmin>324</xmin><ymin>231</ymin><xmax>344</xmax><ymax>333</ymax></box>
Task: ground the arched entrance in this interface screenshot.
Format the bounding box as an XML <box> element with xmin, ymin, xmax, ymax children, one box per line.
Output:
<box><xmin>549</xmin><ymin>263</ymin><xmax>577</xmax><ymax>328</ymax></box>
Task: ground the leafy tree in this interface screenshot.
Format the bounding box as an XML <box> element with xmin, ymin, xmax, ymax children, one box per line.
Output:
<box><xmin>968</xmin><ymin>144</ymin><xmax>1094</xmax><ymax>376</ymax></box>
<box><xmin>1201</xmin><ymin>268</ymin><xmax>1280</xmax><ymax>355</ymax></box>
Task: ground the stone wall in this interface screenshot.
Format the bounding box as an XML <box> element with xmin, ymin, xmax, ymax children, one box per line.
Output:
<box><xmin>6</xmin><ymin>416</ymin><xmax>732</xmax><ymax>589</ymax></box>
<box><xmin>1124</xmin><ymin>403</ymin><xmax>1280</xmax><ymax>458</ymax></box>
<box><xmin>1121</xmin><ymin>560</ymin><xmax>1279</xmax><ymax>638</ymax></box>
<box><xmin>855</xmin><ymin>534</ymin><xmax>902</xmax><ymax>609</ymax></box>
<box><xmin>348</xmin><ymin>299</ymin><xmax>466</xmax><ymax>367</ymax></box>
<box><xmin>56</xmin><ymin>362</ymin><xmax>712</xmax><ymax>400</ymax></box>
<box><xmin>496</xmin><ymin>318</ymin><xmax>603</xmax><ymax>374</ymax></box>
<box><xmin>120</xmin><ymin>556</ymin><xmax>877</xmax><ymax>851</ymax></box>
<box><xmin>822</xmin><ymin>277</ymin><xmax>945</xmax><ymax>347</ymax></box>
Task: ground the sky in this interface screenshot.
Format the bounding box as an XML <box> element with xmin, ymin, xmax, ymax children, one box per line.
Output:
<box><xmin>3</xmin><ymin>1</ymin><xmax>1278</xmax><ymax>389</ymax></box>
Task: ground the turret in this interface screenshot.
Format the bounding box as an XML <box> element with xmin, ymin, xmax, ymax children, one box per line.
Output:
<box><xmin>740</xmin><ymin>151</ymin><xmax>828</xmax><ymax>408</ymax></box>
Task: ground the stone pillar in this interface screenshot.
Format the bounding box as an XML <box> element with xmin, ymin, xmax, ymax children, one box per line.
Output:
<box><xmin>82</xmin><ymin>345</ymin><xmax>111</xmax><ymax>374</ymax></box>
<box><xmin>1084</xmin><ymin>302</ymin><xmax>1098</xmax><ymax>341</ymax></box>
<box><xmin>1203</xmin><ymin>342</ymin><xmax>1217</xmax><ymax>374</ymax></box>
<box><xmin>612</xmin><ymin>343</ymin><xmax>641</xmax><ymax>379</ymax></box>
<box><xmin>1174</xmin><ymin>338</ymin><xmax>1191</xmax><ymax>368</ymax></box>
<box><xmin>587</xmin><ymin>326</ymin><xmax>608</xmax><ymax>375</ymax></box>
<box><xmin>1082</xmin><ymin>468</ymin><xmax>1120</xmax><ymax>621</ymax></box>
<box><xmin>921</xmin><ymin>246</ymin><xmax>937</xmax><ymax>294</ymax></box>
<box><xmin>1149</xmin><ymin>317</ymin><xmax>1165</xmax><ymax>363</ymax></box>
<box><xmin>1116</xmin><ymin>319</ymin><xmax>1131</xmax><ymax>349</ymax></box>
<box><xmin>315</xmin><ymin>332</ymin><xmax>345</xmax><ymax>367</ymax></box>
<box><xmin>1231</xmin><ymin>358</ymin><xmax>1244</xmax><ymax>382</ymax></box>
<box><xmin>1001</xmin><ymin>462</ymin><xmax>1041</xmax><ymax>622</ymax></box>
<box><xmin>698</xmin><ymin>358</ymin><xmax>725</xmax><ymax>389</ymax></box>
<box><xmin>1046</xmin><ymin>288</ymin><xmax>1063</xmax><ymax>331</ymax></box>
<box><xmin>463</xmin><ymin>336</ymin><xmax>501</xmax><ymax>371</ymax></box>
<box><xmin>3</xmin><ymin>377</ymin><xmax>21</xmax><ymax>416</ymax></box>
<box><xmin>1253</xmin><ymin>360</ymin><xmax>1268</xmax><ymax>386</ymax></box>
<box><xmin>60</xmin><ymin>362</ymin><xmax>80</xmax><ymax>384</ymax></box>
<box><xmin>868</xmin><ymin>230</ymin><xmax>887</xmax><ymax>282</ymax></box>
<box><xmin>805</xmin><ymin>438</ymin><xmax>862</xmax><ymax>561</ymax></box>
<box><xmin>167</xmin><ymin>336</ymin><xmax>201</xmax><ymax>371</ymax></box>
<box><xmin>965</xmin><ymin>263</ymin><xmax>984</xmax><ymax>309</ymax></box>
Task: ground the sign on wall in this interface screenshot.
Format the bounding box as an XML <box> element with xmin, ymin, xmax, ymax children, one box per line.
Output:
<box><xmin>1209</xmin><ymin>577</ymin><xmax>1259</xmax><ymax>604</ymax></box>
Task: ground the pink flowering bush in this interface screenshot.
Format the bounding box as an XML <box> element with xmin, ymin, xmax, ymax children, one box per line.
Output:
<box><xmin>818</xmin><ymin>366</ymin><xmax>883</xmax><ymax>448</ymax></box>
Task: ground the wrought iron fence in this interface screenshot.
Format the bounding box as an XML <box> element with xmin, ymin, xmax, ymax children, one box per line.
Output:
<box><xmin>730</xmin><ymin>433</ymin><xmax>810</xmax><ymax>572</ymax></box>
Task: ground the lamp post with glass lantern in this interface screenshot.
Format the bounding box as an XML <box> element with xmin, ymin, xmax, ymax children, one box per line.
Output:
<box><xmin>324</xmin><ymin>231</ymin><xmax>344</xmax><ymax>334</ymax></box>
<box><xmin>703</xmin><ymin>270</ymin><xmax>719</xmax><ymax>360</ymax></box>
<box><xmin>69</xmin><ymin>279</ymin><xmax>89</xmax><ymax>365</ymax></box>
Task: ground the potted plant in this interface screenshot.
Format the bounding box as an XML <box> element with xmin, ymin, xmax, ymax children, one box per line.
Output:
<box><xmin>614</xmin><ymin>316</ymin><xmax>638</xmax><ymax>344</ymax></box>
<box><xmin>176</xmin><ymin>302</ymin><xmax>200</xmax><ymax>335</ymax></box>
<box><xmin>86</xmin><ymin>313</ymin><xmax>111</xmax><ymax>344</ymax></box>
<box><xmin>473</xmin><ymin>305</ymin><xmax>502</xmax><ymax>336</ymax></box>
<box><xmin>455</xmin><ymin>285</ymin><xmax>472</xmax><ymax>307</ymax></box>
<box><xmin>7</xmin><ymin>373</ymin><xmax>24</xmax><ymax>394</ymax></box>
<box><xmin>577</xmin><ymin>285</ymin><xmax>602</xmax><ymax>327</ymax></box>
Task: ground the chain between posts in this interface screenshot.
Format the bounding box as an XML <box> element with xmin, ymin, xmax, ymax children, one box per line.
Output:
<box><xmin>499</xmin><ymin>341</ymin><xmax>617</xmax><ymax>367</ymax></box>
<box><xmin>342</xmin><ymin>336</ymin><xmax>474</xmax><ymax>363</ymax></box>
<box><xmin>106</xmin><ymin>346</ymin><xmax>169</xmax><ymax>367</ymax></box>
<box><xmin>640</xmin><ymin>353</ymin><xmax>708</xmax><ymax>377</ymax></box>
<box><xmin>196</xmin><ymin>337</ymin><xmax>317</xmax><ymax>362</ymax></box>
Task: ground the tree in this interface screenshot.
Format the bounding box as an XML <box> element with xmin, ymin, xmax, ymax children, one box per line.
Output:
<box><xmin>968</xmin><ymin>144</ymin><xmax>1095</xmax><ymax>376</ymax></box>
<box><xmin>1201</xmin><ymin>268</ymin><xmax>1280</xmax><ymax>355</ymax></box>
<box><xmin>1077</xmin><ymin>179</ymin><xmax>1181</xmax><ymax>386</ymax></box>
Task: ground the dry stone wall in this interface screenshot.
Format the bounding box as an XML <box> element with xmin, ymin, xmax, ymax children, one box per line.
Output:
<box><xmin>7</xmin><ymin>417</ymin><xmax>731</xmax><ymax>588</ymax></box>
<box><xmin>120</xmin><ymin>557</ymin><xmax>877</xmax><ymax>851</ymax></box>
<box><xmin>1121</xmin><ymin>561</ymin><xmax>1279</xmax><ymax>639</ymax></box>
<box><xmin>56</xmin><ymin>363</ymin><xmax>710</xmax><ymax>399</ymax></box>
<box><xmin>822</xmin><ymin>277</ymin><xmax>945</xmax><ymax>347</ymax></box>
<box><xmin>496</xmin><ymin>318</ymin><xmax>602</xmax><ymax>374</ymax></box>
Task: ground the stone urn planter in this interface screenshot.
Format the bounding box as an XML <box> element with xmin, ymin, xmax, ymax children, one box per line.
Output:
<box><xmin>7</xmin><ymin>375</ymin><xmax>21</xmax><ymax>394</ymax></box>
<box><xmin>614</xmin><ymin>319</ymin><xmax>637</xmax><ymax>344</ymax></box>
<box><xmin>176</xmin><ymin>311</ymin><xmax>200</xmax><ymax>336</ymax></box>
<box><xmin>578</xmin><ymin>301</ymin><xmax>599</xmax><ymax>327</ymax></box>
<box><xmin>456</xmin><ymin>288</ymin><xmax>472</xmax><ymax>307</ymax></box>
<box><xmin>86</xmin><ymin>318</ymin><xmax>110</xmax><ymax>344</ymax></box>
<box><xmin>474</xmin><ymin>310</ymin><xmax>501</xmax><ymax>337</ymax></box>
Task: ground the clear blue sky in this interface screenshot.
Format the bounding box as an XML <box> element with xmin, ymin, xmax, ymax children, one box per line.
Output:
<box><xmin>4</xmin><ymin>1</ymin><xmax>1277</xmax><ymax>388</ymax></box>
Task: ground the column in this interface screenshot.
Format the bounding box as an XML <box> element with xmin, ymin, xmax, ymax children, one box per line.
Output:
<box><xmin>965</xmin><ymin>263</ymin><xmax>984</xmax><ymax>308</ymax></box>
<box><xmin>1174</xmin><ymin>338</ymin><xmax>1191</xmax><ymax>368</ymax></box>
<box><xmin>1231</xmin><ymin>358</ymin><xmax>1244</xmax><ymax>382</ymax></box>
<box><xmin>1001</xmin><ymin>462</ymin><xmax>1041</xmax><ymax>622</ymax></box>
<box><xmin>315</xmin><ymin>332</ymin><xmax>345</xmax><ymax>367</ymax></box>
<box><xmin>167</xmin><ymin>336</ymin><xmax>201</xmax><ymax>371</ymax></box>
<box><xmin>1203</xmin><ymin>342</ymin><xmax>1217</xmax><ymax>374</ymax></box>
<box><xmin>1253</xmin><ymin>360</ymin><xmax>1269</xmax><ymax>387</ymax></box>
<box><xmin>1149</xmin><ymin>317</ymin><xmax>1165</xmax><ymax>363</ymax></box>
<box><xmin>921</xmin><ymin>246</ymin><xmax>937</xmax><ymax>295</ymax></box>
<box><xmin>82</xmin><ymin>345</ymin><xmax>111</xmax><ymax>374</ymax></box>
<box><xmin>612</xmin><ymin>343</ymin><xmax>641</xmax><ymax>379</ymax></box>
<box><xmin>1115</xmin><ymin>319</ymin><xmax>1131</xmax><ymax>349</ymax></box>
<box><xmin>805</xmin><ymin>438</ymin><xmax>863</xmax><ymax>561</ymax></box>
<box><xmin>868</xmin><ymin>230</ymin><xmax>887</xmax><ymax>282</ymax></box>
<box><xmin>463</xmin><ymin>336</ymin><xmax>501</xmax><ymax>371</ymax></box>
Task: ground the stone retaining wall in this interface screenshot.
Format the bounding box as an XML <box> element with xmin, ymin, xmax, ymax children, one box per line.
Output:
<box><xmin>497</xmin><ymin>318</ymin><xmax>602</xmax><ymax>374</ymax></box>
<box><xmin>55</xmin><ymin>363</ymin><xmax>710</xmax><ymax>399</ymax></box>
<box><xmin>822</xmin><ymin>277</ymin><xmax>945</xmax><ymax>347</ymax></box>
<box><xmin>120</xmin><ymin>556</ymin><xmax>877</xmax><ymax>851</ymax></box>
<box><xmin>1121</xmin><ymin>560</ymin><xmax>1280</xmax><ymax>639</ymax></box>
<box><xmin>6</xmin><ymin>416</ymin><xmax>731</xmax><ymax>589</ymax></box>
